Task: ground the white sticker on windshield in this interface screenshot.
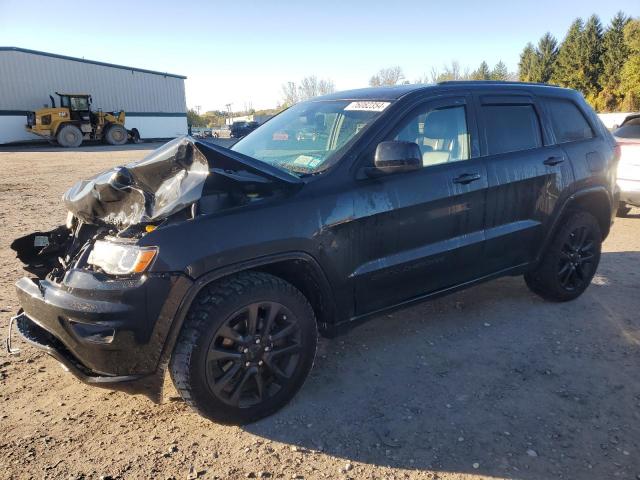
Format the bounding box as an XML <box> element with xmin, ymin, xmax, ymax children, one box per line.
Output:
<box><xmin>344</xmin><ymin>101</ymin><xmax>390</xmax><ymax>112</ymax></box>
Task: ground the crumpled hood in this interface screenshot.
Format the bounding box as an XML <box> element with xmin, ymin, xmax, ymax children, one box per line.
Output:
<box><xmin>63</xmin><ymin>136</ymin><xmax>301</xmax><ymax>227</ymax></box>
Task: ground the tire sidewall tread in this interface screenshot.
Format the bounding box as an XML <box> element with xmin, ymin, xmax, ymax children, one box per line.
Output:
<box><xmin>525</xmin><ymin>210</ymin><xmax>602</xmax><ymax>302</ymax></box>
<box><xmin>170</xmin><ymin>271</ymin><xmax>317</xmax><ymax>425</ymax></box>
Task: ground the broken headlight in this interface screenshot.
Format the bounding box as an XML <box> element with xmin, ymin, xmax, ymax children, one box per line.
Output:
<box><xmin>87</xmin><ymin>240</ymin><xmax>157</xmax><ymax>275</ymax></box>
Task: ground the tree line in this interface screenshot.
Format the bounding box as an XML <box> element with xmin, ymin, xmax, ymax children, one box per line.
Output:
<box><xmin>519</xmin><ymin>12</ymin><xmax>640</xmax><ymax>111</ymax></box>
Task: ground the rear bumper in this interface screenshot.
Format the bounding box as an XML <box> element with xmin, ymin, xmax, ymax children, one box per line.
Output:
<box><xmin>618</xmin><ymin>179</ymin><xmax>640</xmax><ymax>206</ymax></box>
<box><xmin>12</xmin><ymin>270</ymin><xmax>193</xmax><ymax>399</ymax></box>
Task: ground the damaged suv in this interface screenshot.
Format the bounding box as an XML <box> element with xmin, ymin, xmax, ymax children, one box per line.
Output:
<box><xmin>9</xmin><ymin>82</ymin><xmax>618</xmax><ymax>424</ymax></box>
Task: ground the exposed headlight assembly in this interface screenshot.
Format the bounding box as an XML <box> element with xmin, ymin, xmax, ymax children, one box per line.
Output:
<box><xmin>88</xmin><ymin>240</ymin><xmax>157</xmax><ymax>275</ymax></box>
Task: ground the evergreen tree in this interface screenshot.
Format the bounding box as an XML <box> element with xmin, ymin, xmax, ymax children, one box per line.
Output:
<box><xmin>582</xmin><ymin>15</ymin><xmax>605</xmax><ymax>98</ymax></box>
<box><xmin>601</xmin><ymin>12</ymin><xmax>630</xmax><ymax>89</ymax></box>
<box><xmin>552</xmin><ymin>18</ymin><xmax>588</xmax><ymax>92</ymax></box>
<box><xmin>518</xmin><ymin>43</ymin><xmax>537</xmax><ymax>81</ymax></box>
<box><xmin>533</xmin><ymin>33</ymin><xmax>558</xmax><ymax>83</ymax></box>
<box><xmin>620</xmin><ymin>19</ymin><xmax>640</xmax><ymax>111</ymax></box>
<box><xmin>491</xmin><ymin>61</ymin><xmax>509</xmax><ymax>81</ymax></box>
<box><xmin>472</xmin><ymin>61</ymin><xmax>492</xmax><ymax>80</ymax></box>
<box><xmin>596</xmin><ymin>12</ymin><xmax>630</xmax><ymax>111</ymax></box>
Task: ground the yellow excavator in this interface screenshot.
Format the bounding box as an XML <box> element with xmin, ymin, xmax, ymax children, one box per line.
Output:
<box><xmin>25</xmin><ymin>93</ymin><xmax>139</xmax><ymax>147</ymax></box>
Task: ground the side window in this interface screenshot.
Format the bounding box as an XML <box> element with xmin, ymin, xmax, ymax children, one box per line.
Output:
<box><xmin>546</xmin><ymin>98</ymin><xmax>595</xmax><ymax>143</ymax></box>
<box><xmin>482</xmin><ymin>104</ymin><xmax>542</xmax><ymax>155</ymax></box>
<box><xmin>393</xmin><ymin>105</ymin><xmax>470</xmax><ymax>167</ymax></box>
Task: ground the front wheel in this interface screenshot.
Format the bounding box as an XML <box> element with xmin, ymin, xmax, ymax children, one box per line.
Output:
<box><xmin>104</xmin><ymin>124</ymin><xmax>128</xmax><ymax>145</ymax></box>
<box><xmin>170</xmin><ymin>272</ymin><xmax>317</xmax><ymax>424</ymax></box>
<box><xmin>56</xmin><ymin>124</ymin><xmax>83</xmax><ymax>148</ymax></box>
<box><xmin>525</xmin><ymin>211</ymin><xmax>602</xmax><ymax>302</ymax></box>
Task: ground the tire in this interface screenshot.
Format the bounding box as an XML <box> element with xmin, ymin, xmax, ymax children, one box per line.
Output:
<box><xmin>524</xmin><ymin>211</ymin><xmax>602</xmax><ymax>302</ymax></box>
<box><xmin>170</xmin><ymin>272</ymin><xmax>317</xmax><ymax>425</ymax></box>
<box><xmin>105</xmin><ymin>124</ymin><xmax>128</xmax><ymax>145</ymax></box>
<box><xmin>617</xmin><ymin>202</ymin><xmax>632</xmax><ymax>217</ymax></box>
<box><xmin>130</xmin><ymin>129</ymin><xmax>141</xmax><ymax>144</ymax></box>
<box><xmin>56</xmin><ymin>124</ymin><xmax>83</xmax><ymax>148</ymax></box>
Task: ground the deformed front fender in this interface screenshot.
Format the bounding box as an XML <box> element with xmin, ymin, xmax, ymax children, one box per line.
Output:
<box><xmin>153</xmin><ymin>251</ymin><xmax>336</xmax><ymax>376</ymax></box>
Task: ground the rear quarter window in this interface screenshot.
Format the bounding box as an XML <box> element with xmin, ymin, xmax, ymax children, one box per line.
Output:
<box><xmin>482</xmin><ymin>104</ymin><xmax>542</xmax><ymax>155</ymax></box>
<box><xmin>546</xmin><ymin>98</ymin><xmax>594</xmax><ymax>143</ymax></box>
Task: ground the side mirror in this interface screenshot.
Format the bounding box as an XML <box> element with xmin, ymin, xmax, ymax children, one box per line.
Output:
<box><xmin>372</xmin><ymin>141</ymin><xmax>422</xmax><ymax>175</ymax></box>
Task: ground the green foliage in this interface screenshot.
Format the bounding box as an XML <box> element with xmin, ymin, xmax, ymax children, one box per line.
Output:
<box><xmin>533</xmin><ymin>33</ymin><xmax>558</xmax><ymax>82</ymax></box>
<box><xmin>552</xmin><ymin>19</ymin><xmax>588</xmax><ymax>92</ymax></box>
<box><xmin>582</xmin><ymin>15</ymin><xmax>604</xmax><ymax>97</ymax></box>
<box><xmin>519</xmin><ymin>43</ymin><xmax>537</xmax><ymax>81</ymax></box>
<box><xmin>187</xmin><ymin>109</ymin><xmax>207</xmax><ymax>128</ymax></box>
<box><xmin>620</xmin><ymin>19</ymin><xmax>640</xmax><ymax>110</ymax></box>
<box><xmin>491</xmin><ymin>61</ymin><xmax>509</xmax><ymax>81</ymax></box>
<box><xmin>515</xmin><ymin>11</ymin><xmax>639</xmax><ymax>111</ymax></box>
<box><xmin>472</xmin><ymin>61</ymin><xmax>492</xmax><ymax>80</ymax></box>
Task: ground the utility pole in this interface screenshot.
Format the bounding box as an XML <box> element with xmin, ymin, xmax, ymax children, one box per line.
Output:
<box><xmin>225</xmin><ymin>103</ymin><xmax>233</xmax><ymax>126</ymax></box>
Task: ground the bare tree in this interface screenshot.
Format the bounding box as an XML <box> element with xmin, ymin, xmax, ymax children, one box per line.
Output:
<box><xmin>281</xmin><ymin>81</ymin><xmax>299</xmax><ymax>107</ymax></box>
<box><xmin>318</xmin><ymin>78</ymin><xmax>335</xmax><ymax>96</ymax></box>
<box><xmin>369</xmin><ymin>66</ymin><xmax>404</xmax><ymax>86</ymax></box>
<box><xmin>426</xmin><ymin>61</ymin><xmax>473</xmax><ymax>83</ymax></box>
<box><xmin>281</xmin><ymin>76</ymin><xmax>336</xmax><ymax>106</ymax></box>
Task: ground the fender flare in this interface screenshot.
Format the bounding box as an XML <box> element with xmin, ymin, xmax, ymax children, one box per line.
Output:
<box><xmin>154</xmin><ymin>251</ymin><xmax>336</xmax><ymax>373</ymax></box>
<box><xmin>534</xmin><ymin>185</ymin><xmax>613</xmax><ymax>263</ymax></box>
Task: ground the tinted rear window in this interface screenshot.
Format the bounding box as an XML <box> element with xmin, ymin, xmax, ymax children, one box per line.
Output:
<box><xmin>482</xmin><ymin>104</ymin><xmax>542</xmax><ymax>155</ymax></box>
<box><xmin>546</xmin><ymin>98</ymin><xmax>594</xmax><ymax>143</ymax></box>
<box><xmin>614</xmin><ymin>117</ymin><xmax>640</xmax><ymax>139</ymax></box>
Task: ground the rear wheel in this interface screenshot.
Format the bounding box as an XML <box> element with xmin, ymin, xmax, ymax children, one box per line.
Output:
<box><xmin>105</xmin><ymin>124</ymin><xmax>128</xmax><ymax>145</ymax></box>
<box><xmin>525</xmin><ymin>211</ymin><xmax>601</xmax><ymax>302</ymax></box>
<box><xmin>617</xmin><ymin>202</ymin><xmax>632</xmax><ymax>217</ymax></box>
<box><xmin>56</xmin><ymin>124</ymin><xmax>83</xmax><ymax>148</ymax></box>
<box><xmin>170</xmin><ymin>272</ymin><xmax>317</xmax><ymax>424</ymax></box>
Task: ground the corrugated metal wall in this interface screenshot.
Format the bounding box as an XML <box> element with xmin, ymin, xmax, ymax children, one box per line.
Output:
<box><xmin>0</xmin><ymin>49</ymin><xmax>186</xmax><ymax>113</ymax></box>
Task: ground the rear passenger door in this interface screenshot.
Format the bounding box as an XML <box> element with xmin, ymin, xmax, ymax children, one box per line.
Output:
<box><xmin>475</xmin><ymin>93</ymin><xmax>572</xmax><ymax>273</ymax></box>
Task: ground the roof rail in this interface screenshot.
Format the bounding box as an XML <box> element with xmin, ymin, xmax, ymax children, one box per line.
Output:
<box><xmin>437</xmin><ymin>80</ymin><xmax>556</xmax><ymax>87</ymax></box>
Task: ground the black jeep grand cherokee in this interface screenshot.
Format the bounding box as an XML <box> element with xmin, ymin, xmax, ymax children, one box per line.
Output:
<box><xmin>9</xmin><ymin>82</ymin><xmax>618</xmax><ymax>424</ymax></box>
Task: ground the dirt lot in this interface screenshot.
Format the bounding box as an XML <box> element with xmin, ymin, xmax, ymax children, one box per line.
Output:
<box><xmin>0</xmin><ymin>143</ymin><xmax>639</xmax><ymax>480</ymax></box>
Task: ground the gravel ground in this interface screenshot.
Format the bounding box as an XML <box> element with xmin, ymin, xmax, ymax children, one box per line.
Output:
<box><xmin>0</xmin><ymin>142</ymin><xmax>639</xmax><ymax>480</ymax></box>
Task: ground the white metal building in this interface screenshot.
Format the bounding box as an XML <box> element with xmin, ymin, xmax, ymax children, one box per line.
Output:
<box><xmin>0</xmin><ymin>47</ymin><xmax>188</xmax><ymax>144</ymax></box>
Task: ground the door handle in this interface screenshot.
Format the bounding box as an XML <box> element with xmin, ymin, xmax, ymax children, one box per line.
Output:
<box><xmin>543</xmin><ymin>156</ymin><xmax>564</xmax><ymax>166</ymax></box>
<box><xmin>453</xmin><ymin>173</ymin><xmax>482</xmax><ymax>184</ymax></box>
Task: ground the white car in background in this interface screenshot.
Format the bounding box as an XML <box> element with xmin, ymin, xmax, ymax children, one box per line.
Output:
<box><xmin>614</xmin><ymin>114</ymin><xmax>640</xmax><ymax>217</ymax></box>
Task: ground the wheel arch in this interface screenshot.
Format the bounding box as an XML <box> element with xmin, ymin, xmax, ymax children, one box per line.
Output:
<box><xmin>536</xmin><ymin>186</ymin><xmax>613</xmax><ymax>263</ymax></box>
<box><xmin>157</xmin><ymin>252</ymin><xmax>337</xmax><ymax>373</ymax></box>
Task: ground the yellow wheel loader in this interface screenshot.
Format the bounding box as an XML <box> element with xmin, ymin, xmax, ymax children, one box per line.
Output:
<box><xmin>25</xmin><ymin>93</ymin><xmax>140</xmax><ymax>147</ymax></box>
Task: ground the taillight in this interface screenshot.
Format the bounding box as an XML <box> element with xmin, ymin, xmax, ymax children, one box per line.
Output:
<box><xmin>613</xmin><ymin>144</ymin><xmax>621</xmax><ymax>164</ymax></box>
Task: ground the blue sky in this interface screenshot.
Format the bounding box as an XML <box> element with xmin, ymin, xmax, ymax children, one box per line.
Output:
<box><xmin>1</xmin><ymin>0</ymin><xmax>637</xmax><ymax>111</ymax></box>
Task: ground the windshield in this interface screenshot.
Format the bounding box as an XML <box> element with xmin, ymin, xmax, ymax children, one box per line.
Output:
<box><xmin>231</xmin><ymin>100</ymin><xmax>391</xmax><ymax>175</ymax></box>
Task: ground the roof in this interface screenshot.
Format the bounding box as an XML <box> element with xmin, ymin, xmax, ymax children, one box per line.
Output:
<box><xmin>316</xmin><ymin>81</ymin><xmax>570</xmax><ymax>102</ymax></box>
<box><xmin>0</xmin><ymin>47</ymin><xmax>187</xmax><ymax>80</ymax></box>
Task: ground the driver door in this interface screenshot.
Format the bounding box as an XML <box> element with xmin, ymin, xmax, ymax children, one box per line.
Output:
<box><xmin>351</xmin><ymin>95</ymin><xmax>489</xmax><ymax>314</ymax></box>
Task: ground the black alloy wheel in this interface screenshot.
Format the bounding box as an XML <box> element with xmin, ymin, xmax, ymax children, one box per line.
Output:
<box><xmin>556</xmin><ymin>225</ymin><xmax>597</xmax><ymax>292</ymax></box>
<box><xmin>205</xmin><ymin>301</ymin><xmax>302</xmax><ymax>408</ymax></box>
<box><xmin>524</xmin><ymin>211</ymin><xmax>602</xmax><ymax>302</ymax></box>
<box><xmin>170</xmin><ymin>272</ymin><xmax>317</xmax><ymax>425</ymax></box>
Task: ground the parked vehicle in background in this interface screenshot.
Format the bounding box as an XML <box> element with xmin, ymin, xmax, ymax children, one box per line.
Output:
<box><xmin>25</xmin><ymin>92</ymin><xmax>138</xmax><ymax>147</ymax></box>
<box><xmin>230</xmin><ymin>121</ymin><xmax>259</xmax><ymax>138</ymax></box>
<box><xmin>9</xmin><ymin>82</ymin><xmax>617</xmax><ymax>425</ymax></box>
<box><xmin>613</xmin><ymin>114</ymin><xmax>640</xmax><ymax>216</ymax></box>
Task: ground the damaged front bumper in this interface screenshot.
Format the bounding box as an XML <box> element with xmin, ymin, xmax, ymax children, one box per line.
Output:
<box><xmin>9</xmin><ymin>269</ymin><xmax>192</xmax><ymax>402</ymax></box>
